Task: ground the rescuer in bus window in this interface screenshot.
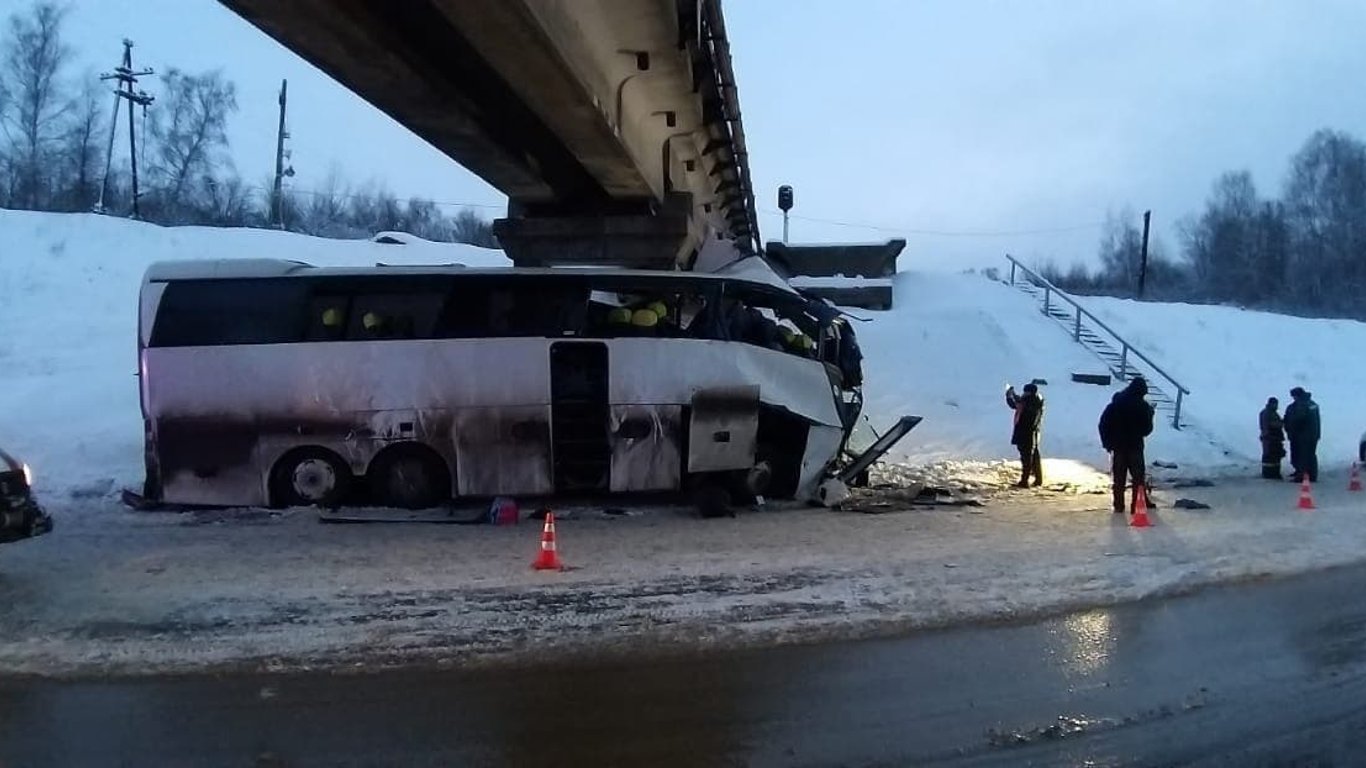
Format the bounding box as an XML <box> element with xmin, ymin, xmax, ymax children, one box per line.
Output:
<box><xmin>319</xmin><ymin>306</ymin><xmax>345</xmax><ymax>340</ymax></box>
<box><xmin>361</xmin><ymin>310</ymin><xmax>390</xmax><ymax>339</ymax></box>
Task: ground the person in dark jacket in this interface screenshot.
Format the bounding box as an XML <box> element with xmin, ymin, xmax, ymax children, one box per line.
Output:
<box><xmin>1259</xmin><ymin>397</ymin><xmax>1286</xmax><ymax>480</ymax></box>
<box><xmin>1283</xmin><ymin>387</ymin><xmax>1321</xmax><ymax>483</ymax></box>
<box><xmin>1006</xmin><ymin>382</ymin><xmax>1045</xmax><ymax>488</ymax></box>
<box><xmin>1099</xmin><ymin>377</ymin><xmax>1155</xmax><ymax>514</ymax></box>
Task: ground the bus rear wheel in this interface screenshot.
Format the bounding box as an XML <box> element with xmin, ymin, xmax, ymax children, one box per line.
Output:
<box><xmin>368</xmin><ymin>446</ymin><xmax>450</xmax><ymax>510</ymax></box>
<box><xmin>270</xmin><ymin>448</ymin><xmax>351</xmax><ymax>508</ymax></box>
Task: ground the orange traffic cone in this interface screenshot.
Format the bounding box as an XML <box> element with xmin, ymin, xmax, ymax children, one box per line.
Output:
<box><xmin>532</xmin><ymin>511</ymin><xmax>564</xmax><ymax>571</ymax></box>
<box><xmin>1350</xmin><ymin>463</ymin><xmax>1363</xmax><ymax>493</ymax></box>
<box><xmin>1129</xmin><ymin>484</ymin><xmax>1152</xmax><ymax>528</ymax></box>
<box><xmin>1297</xmin><ymin>476</ymin><xmax>1316</xmax><ymax>510</ymax></box>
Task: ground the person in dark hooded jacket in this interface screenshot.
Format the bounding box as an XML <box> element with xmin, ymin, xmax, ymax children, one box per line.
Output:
<box><xmin>1005</xmin><ymin>382</ymin><xmax>1045</xmax><ymax>487</ymax></box>
<box><xmin>1099</xmin><ymin>377</ymin><xmax>1155</xmax><ymax>514</ymax></box>
<box><xmin>1259</xmin><ymin>397</ymin><xmax>1286</xmax><ymax>480</ymax></box>
<box><xmin>1283</xmin><ymin>387</ymin><xmax>1321</xmax><ymax>483</ymax></box>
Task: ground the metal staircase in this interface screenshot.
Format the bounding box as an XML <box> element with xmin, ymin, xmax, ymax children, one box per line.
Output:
<box><xmin>1005</xmin><ymin>256</ymin><xmax>1190</xmax><ymax>429</ymax></box>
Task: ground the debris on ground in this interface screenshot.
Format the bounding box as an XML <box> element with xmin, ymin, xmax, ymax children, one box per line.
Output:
<box><xmin>1173</xmin><ymin>499</ymin><xmax>1212</xmax><ymax>510</ymax></box>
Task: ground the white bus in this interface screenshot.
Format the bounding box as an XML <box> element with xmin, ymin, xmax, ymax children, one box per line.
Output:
<box><xmin>136</xmin><ymin>259</ymin><xmax>872</xmax><ymax>511</ymax></box>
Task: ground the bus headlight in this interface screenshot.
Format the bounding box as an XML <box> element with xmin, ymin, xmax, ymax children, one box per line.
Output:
<box><xmin>22</xmin><ymin>463</ymin><xmax>33</xmax><ymax>488</ymax></box>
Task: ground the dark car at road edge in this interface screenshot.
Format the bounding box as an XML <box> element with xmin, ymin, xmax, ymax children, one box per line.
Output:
<box><xmin>0</xmin><ymin>447</ymin><xmax>52</xmax><ymax>544</ymax></box>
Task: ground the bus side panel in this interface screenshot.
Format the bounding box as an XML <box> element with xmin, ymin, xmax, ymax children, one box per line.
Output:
<box><xmin>606</xmin><ymin>339</ymin><xmax>842</xmax><ymax>429</ymax></box>
<box><xmin>454</xmin><ymin>406</ymin><xmax>553</xmax><ymax>497</ymax></box>
<box><xmin>608</xmin><ymin>405</ymin><xmax>683</xmax><ymax>493</ymax></box>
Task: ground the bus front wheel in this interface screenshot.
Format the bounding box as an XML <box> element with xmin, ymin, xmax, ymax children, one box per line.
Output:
<box><xmin>270</xmin><ymin>448</ymin><xmax>351</xmax><ymax>508</ymax></box>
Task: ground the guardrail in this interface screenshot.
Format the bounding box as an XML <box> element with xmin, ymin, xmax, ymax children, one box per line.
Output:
<box><xmin>1006</xmin><ymin>255</ymin><xmax>1189</xmax><ymax>428</ymax></box>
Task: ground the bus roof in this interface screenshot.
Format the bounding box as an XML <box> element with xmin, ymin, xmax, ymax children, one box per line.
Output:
<box><xmin>142</xmin><ymin>258</ymin><xmax>800</xmax><ymax>294</ymax></box>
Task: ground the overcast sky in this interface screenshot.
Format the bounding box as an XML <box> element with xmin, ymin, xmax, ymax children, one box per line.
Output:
<box><xmin>53</xmin><ymin>0</ymin><xmax>1366</xmax><ymax>269</ymax></box>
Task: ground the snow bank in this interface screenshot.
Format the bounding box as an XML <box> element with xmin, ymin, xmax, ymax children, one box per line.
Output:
<box><xmin>1077</xmin><ymin>295</ymin><xmax>1366</xmax><ymax>470</ymax></box>
<box><xmin>854</xmin><ymin>271</ymin><xmax>1242</xmax><ymax>471</ymax></box>
<box><xmin>0</xmin><ymin>210</ymin><xmax>506</xmax><ymax>494</ymax></box>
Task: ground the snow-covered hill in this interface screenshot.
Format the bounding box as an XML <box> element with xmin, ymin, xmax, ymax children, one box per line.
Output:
<box><xmin>1</xmin><ymin>208</ymin><xmax>1361</xmax><ymax>496</ymax></box>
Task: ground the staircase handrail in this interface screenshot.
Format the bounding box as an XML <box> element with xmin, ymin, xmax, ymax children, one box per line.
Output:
<box><xmin>1005</xmin><ymin>254</ymin><xmax>1190</xmax><ymax>427</ymax></box>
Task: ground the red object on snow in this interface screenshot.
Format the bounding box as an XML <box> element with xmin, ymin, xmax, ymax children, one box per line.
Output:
<box><xmin>532</xmin><ymin>512</ymin><xmax>563</xmax><ymax>571</ymax></box>
<box><xmin>1349</xmin><ymin>463</ymin><xmax>1362</xmax><ymax>493</ymax></box>
<box><xmin>1130</xmin><ymin>484</ymin><xmax>1152</xmax><ymax>528</ymax></box>
<box><xmin>1297</xmin><ymin>476</ymin><xmax>1316</xmax><ymax>510</ymax></box>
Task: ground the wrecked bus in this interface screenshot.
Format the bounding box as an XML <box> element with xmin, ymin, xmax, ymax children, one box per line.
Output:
<box><xmin>135</xmin><ymin>258</ymin><xmax>886</xmax><ymax>511</ymax></box>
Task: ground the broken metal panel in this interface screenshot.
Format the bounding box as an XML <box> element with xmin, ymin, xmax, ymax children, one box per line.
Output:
<box><xmin>607</xmin><ymin>339</ymin><xmax>841</xmax><ymax>428</ymax></box>
<box><xmin>688</xmin><ymin>385</ymin><xmax>759</xmax><ymax>473</ymax></box>
<box><xmin>797</xmin><ymin>424</ymin><xmax>846</xmax><ymax>501</ymax></box>
<box><xmin>454</xmin><ymin>406</ymin><xmax>554</xmax><ymax>496</ymax></box>
<box><xmin>609</xmin><ymin>404</ymin><xmax>682</xmax><ymax>492</ymax></box>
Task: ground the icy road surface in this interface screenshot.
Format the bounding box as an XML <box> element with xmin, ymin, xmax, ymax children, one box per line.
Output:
<box><xmin>2</xmin><ymin>467</ymin><xmax>1364</xmax><ymax>677</ymax></box>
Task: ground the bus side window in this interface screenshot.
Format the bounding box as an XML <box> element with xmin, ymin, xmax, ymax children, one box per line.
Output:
<box><xmin>346</xmin><ymin>291</ymin><xmax>446</xmax><ymax>341</ymax></box>
<box><xmin>149</xmin><ymin>279</ymin><xmax>309</xmax><ymax>347</ymax></box>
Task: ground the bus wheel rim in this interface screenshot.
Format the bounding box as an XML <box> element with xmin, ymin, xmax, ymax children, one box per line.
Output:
<box><xmin>292</xmin><ymin>459</ymin><xmax>337</xmax><ymax>502</ymax></box>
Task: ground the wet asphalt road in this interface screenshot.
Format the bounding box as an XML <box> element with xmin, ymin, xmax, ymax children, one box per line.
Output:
<box><xmin>4</xmin><ymin>565</ymin><xmax>1366</xmax><ymax>767</ymax></box>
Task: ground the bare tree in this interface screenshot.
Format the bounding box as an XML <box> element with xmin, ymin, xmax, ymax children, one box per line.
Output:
<box><xmin>1282</xmin><ymin>129</ymin><xmax>1366</xmax><ymax>313</ymax></box>
<box><xmin>451</xmin><ymin>208</ymin><xmax>497</xmax><ymax>247</ymax></box>
<box><xmin>0</xmin><ymin>1</ymin><xmax>72</xmax><ymax>209</ymax></box>
<box><xmin>56</xmin><ymin>74</ymin><xmax>103</xmax><ymax>211</ymax></box>
<box><xmin>147</xmin><ymin>68</ymin><xmax>237</xmax><ymax>218</ymax></box>
<box><xmin>1097</xmin><ymin>210</ymin><xmax>1183</xmax><ymax>296</ymax></box>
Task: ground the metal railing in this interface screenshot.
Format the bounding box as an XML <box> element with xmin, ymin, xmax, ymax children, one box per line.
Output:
<box><xmin>1006</xmin><ymin>255</ymin><xmax>1189</xmax><ymax>428</ymax></box>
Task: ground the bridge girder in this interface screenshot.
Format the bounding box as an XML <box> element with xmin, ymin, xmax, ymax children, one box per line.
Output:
<box><xmin>220</xmin><ymin>0</ymin><xmax>760</xmax><ymax>266</ymax></box>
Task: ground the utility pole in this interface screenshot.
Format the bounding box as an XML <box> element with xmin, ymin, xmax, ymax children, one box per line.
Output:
<box><xmin>1137</xmin><ymin>209</ymin><xmax>1152</xmax><ymax>299</ymax></box>
<box><xmin>270</xmin><ymin>79</ymin><xmax>294</xmax><ymax>229</ymax></box>
<box><xmin>98</xmin><ymin>39</ymin><xmax>154</xmax><ymax>218</ymax></box>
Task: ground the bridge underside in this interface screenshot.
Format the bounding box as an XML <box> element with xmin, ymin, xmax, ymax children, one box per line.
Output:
<box><xmin>221</xmin><ymin>0</ymin><xmax>759</xmax><ymax>269</ymax></box>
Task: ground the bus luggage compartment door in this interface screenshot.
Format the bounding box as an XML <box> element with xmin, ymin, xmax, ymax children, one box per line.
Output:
<box><xmin>687</xmin><ymin>386</ymin><xmax>760</xmax><ymax>473</ymax></box>
<box><xmin>609</xmin><ymin>405</ymin><xmax>683</xmax><ymax>492</ymax></box>
<box><xmin>453</xmin><ymin>406</ymin><xmax>553</xmax><ymax>497</ymax></box>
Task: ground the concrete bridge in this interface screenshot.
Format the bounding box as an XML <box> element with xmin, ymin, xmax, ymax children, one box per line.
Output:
<box><xmin>220</xmin><ymin>0</ymin><xmax>760</xmax><ymax>269</ymax></box>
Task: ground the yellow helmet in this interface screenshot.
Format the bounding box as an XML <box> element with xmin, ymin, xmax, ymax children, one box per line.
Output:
<box><xmin>647</xmin><ymin>301</ymin><xmax>668</xmax><ymax>318</ymax></box>
<box><xmin>607</xmin><ymin>307</ymin><xmax>633</xmax><ymax>325</ymax></box>
<box><xmin>362</xmin><ymin>311</ymin><xmax>382</xmax><ymax>331</ymax></box>
<box><xmin>321</xmin><ymin>308</ymin><xmax>343</xmax><ymax>328</ymax></box>
<box><xmin>630</xmin><ymin>308</ymin><xmax>659</xmax><ymax>328</ymax></box>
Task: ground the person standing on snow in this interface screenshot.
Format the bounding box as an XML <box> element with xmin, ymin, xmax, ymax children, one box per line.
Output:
<box><xmin>1099</xmin><ymin>377</ymin><xmax>1155</xmax><ymax>514</ymax></box>
<box><xmin>1005</xmin><ymin>382</ymin><xmax>1045</xmax><ymax>488</ymax></box>
<box><xmin>1283</xmin><ymin>387</ymin><xmax>1321</xmax><ymax>483</ymax></box>
<box><xmin>1259</xmin><ymin>397</ymin><xmax>1286</xmax><ymax>480</ymax></box>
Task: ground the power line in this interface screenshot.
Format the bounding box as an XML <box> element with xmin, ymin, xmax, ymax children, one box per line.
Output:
<box><xmin>759</xmin><ymin>208</ymin><xmax>1104</xmax><ymax>238</ymax></box>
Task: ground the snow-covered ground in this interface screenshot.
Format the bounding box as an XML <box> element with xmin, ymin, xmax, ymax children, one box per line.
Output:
<box><xmin>4</xmin><ymin>208</ymin><xmax>1366</xmax><ymax>676</ymax></box>
<box><xmin>2</xmin><ymin>473</ymin><xmax>1365</xmax><ymax>676</ymax></box>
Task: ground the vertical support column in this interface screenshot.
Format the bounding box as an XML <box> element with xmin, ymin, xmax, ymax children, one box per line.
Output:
<box><xmin>1173</xmin><ymin>390</ymin><xmax>1184</xmax><ymax>430</ymax></box>
<box><xmin>1074</xmin><ymin>308</ymin><xmax>1082</xmax><ymax>341</ymax></box>
<box><xmin>1043</xmin><ymin>287</ymin><xmax>1051</xmax><ymax>316</ymax></box>
<box><xmin>1119</xmin><ymin>344</ymin><xmax>1128</xmax><ymax>380</ymax></box>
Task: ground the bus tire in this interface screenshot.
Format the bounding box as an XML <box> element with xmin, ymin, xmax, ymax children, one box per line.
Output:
<box><xmin>368</xmin><ymin>444</ymin><xmax>451</xmax><ymax>510</ymax></box>
<box><xmin>270</xmin><ymin>448</ymin><xmax>352</xmax><ymax>509</ymax></box>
